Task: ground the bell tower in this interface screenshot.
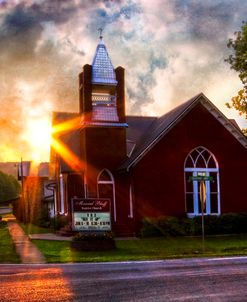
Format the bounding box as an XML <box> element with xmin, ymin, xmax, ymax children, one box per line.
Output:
<box><xmin>79</xmin><ymin>33</ymin><xmax>127</xmax><ymax>197</ymax></box>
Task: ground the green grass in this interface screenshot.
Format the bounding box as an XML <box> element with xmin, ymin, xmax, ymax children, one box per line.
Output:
<box><xmin>19</xmin><ymin>223</ymin><xmax>54</xmax><ymax>235</ymax></box>
<box><xmin>33</xmin><ymin>234</ymin><xmax>247</xmax><ymax>263</ymax></box>
<box><xmin>1</xmin><ymin>213</ymin><xmax>15</xmax><ymax>220</ymax></box>
<box><xmin>0</xmin><ymin>221</ymin><xmax>20</xmax><ymax>263</ymax></box>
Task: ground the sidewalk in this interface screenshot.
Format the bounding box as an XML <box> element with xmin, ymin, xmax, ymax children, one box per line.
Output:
<box><xmin>29</xmin><ymin>233</ymin><xmax>72</xmax><ymax>241</ymax></box>
<box><xmin>7</xmin><ymin>221</ymin><xmax>46</xmax><ymax>264</ymax></box>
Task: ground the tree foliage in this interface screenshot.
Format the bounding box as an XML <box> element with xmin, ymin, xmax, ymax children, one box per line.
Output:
<box><xmin>226</xmin><ymin>21</ymin><xmax>247</xmax><ymax>123</ymax></box>
<box><xmin>0</xmin><ymin>171</ymin><xmax>20</xmax><ymax>203</ymax></box>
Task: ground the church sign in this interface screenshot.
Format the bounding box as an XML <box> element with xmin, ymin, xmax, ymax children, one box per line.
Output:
<box><xmin>71</xmin><ymin>198</ymin><xmax>111</xmax><ymax>231</ymax></box>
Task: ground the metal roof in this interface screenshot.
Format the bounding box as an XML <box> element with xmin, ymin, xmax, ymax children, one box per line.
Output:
<box><xmin>92</xmin><ymin>38</ymin><xmax>117</xmax><ymax>85</ymax></box>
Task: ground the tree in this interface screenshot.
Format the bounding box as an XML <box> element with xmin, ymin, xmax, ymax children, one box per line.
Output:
<box><xmin>226</xmin><ymin>21</ymin><xmax>247</xmax><ymax>125</ymax></box>
<box><xmin>0</xmin><ymin>171</ymin><xmax>20</xmax><ymax>203</ymax></box>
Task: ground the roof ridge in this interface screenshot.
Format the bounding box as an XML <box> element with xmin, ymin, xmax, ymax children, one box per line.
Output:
<box><xmin>119</xmin><ymin>93</ymin><xmax>219</xmax><ymax>171</ymax></box>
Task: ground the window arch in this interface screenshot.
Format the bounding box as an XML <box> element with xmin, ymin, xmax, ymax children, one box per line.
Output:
<box><xmin>97</xmin><ymin>169</ymin><xmax>116</xmax><ymax>222</ymax></box>
<box><xmin>184</xmin><ymin>146</ymin><xmax>220</xmax><ymax>217</ymax></box>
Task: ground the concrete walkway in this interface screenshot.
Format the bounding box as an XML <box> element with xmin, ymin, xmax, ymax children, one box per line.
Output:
<box><xmin>29</xmin><ymin>233</ymin><xmax>72</xmax><ymax>241</ymax></box>
<box><xmin>7</xmin><ymin>221</ymin><xmax>46</xmax><ymax>264</ymax></box>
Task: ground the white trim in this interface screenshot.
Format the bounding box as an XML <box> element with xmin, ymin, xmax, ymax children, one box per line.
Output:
<box><xmin>185</xmin><ymin>167</ymin><xmax>218</xmax><ymax>172</ymax></box>
<box><xmin>125</xmin><ymin>93</ymin><xmax>247</xmax><ymax>171</ymax></box>
<box><xmin>59</xmin><ymin>174</ymin><xmax>65</xmax><ymax>214</ymax></box>
<box><xmin>97</xmin><ymin>169</ymin><xmax>116</xmax><ymax>222</ymax></box>
<box><xmin>84</xmin><ymin>173</ymin><xmax>88</xmax><ymax>198</ymax></box>
<box><xmin>201</xmin><ymin>98</ymin><xmax>247</xmax><ymax>148</ymax></box>
<box><xmin>184</xmin><ymin>147</ymin><xmax>220</xmax><ymax>216</ymax></box>
<box><xmin>184</xmin><ymin>146</ymin><xmax>219</xmax><ymax>169</ymax></box>
<box><xmin>126</xmin><ymin>94</ymin><xmax>202</xmax><ymax>171</ymax></box>
<box><xmin>128</xmin><ymin>184</ymin><xmax>133</xmax><ymax>218</ymax></box>
<box><xmin>54</xmin><ymin>191</ymin><xmax>57</xmax><ymax>216</ymax></box>
<box><xmin>217</xmin><ymin>171</ymin><xmax>221</xmax><ymax>215</ymax></box>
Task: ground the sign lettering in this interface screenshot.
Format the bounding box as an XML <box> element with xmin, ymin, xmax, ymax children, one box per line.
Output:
<box><xmin>72</xmin><ymin>198</ymin><xmax>111</xmax><ymax>231</ymax></box>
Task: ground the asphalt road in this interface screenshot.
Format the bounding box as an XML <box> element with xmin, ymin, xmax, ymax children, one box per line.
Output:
<box><xmin>0</xmin><ymin>207</ymin><xmax>11</xmax><ymax>215</ymax></box>
<box><xmin>1</xmin><ymin>257</ymin><xmax>247</xmax><ymax>301</ymax></box>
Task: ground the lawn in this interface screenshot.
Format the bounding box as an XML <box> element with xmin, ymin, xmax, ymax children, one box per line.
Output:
<box><xmin>0</xmin><ymin>221</ymin><xmax>20</xmax><ymax>263</ymax></box>
<box><xmin>33</xmin><ymin>234</ymin><xmax>247</xmax><ymax>263</ymax></box>
<box><xmin>19</xmin><ymin>223</ymin><xmax>54</xmax><ymax>235</ymax></box>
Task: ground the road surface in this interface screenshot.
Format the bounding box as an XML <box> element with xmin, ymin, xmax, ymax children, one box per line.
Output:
<box><xmin>0</xmin><ymin>206</ymin><xmax>11</xmax><ymax>215</ymax></box>
<box><xmin>1</xmin><ymin>257</ymin><xmax>247</xmax><ymax>301</ymax></box>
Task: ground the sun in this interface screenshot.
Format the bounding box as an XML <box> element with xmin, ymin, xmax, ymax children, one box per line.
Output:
<box><xmin>23</xmin><ymin>117</ymin><xmax>52</xmax><ymax>162</ymax></box>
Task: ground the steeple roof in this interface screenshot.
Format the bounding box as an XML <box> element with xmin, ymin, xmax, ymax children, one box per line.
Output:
<box><xmin>92</xmin><ymin>37</ymin><xmax>117</xmax><ymax>85</ymax></box>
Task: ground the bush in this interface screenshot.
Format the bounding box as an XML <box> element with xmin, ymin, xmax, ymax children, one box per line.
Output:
<box><xmin>141</xmin><ymin>213</ymin><xmax>247</xmax><ymax>237</ymax></box>
<box><xmin>140</xmin><ymin>217</ymin><xmax>162</xmax><ymax>237</ymax></box>
<box><xmin>0</xmin><ymin>171</ymin><xmax>20</xmax><ymax>204</ymax></box>
<box><xmin>51</xmin><ymin>214</ymin><xmax>70</xmax><ymax>230</ymax></box>
<box><xmin>34</xmin><ymin>206</ymin><xmax>51</xmax><ymax>228</ymax></box>
<box><xmin>192</xmin><ymin>213</ymin><xmax>247</xmax><ymax>235</ymax></box>
<box><xmin>141</xmin><ymin>216</ymin><xmax>188</xmax><ymax>237</ymax></box>
<box><xmin>71</xmin><ymin>231</ymin><xmax>116</xmax><ymax>251</ymax></box>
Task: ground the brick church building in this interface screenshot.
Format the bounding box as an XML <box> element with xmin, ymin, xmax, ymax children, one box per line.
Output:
<box><xmin>50</xmin><ymin>36</ymin><xmax>247</xmax><ymax>236</ymax></box>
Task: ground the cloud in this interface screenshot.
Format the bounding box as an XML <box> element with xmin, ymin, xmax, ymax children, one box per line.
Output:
<box><xmin>0</xmin><ymin>0</ymin><xmax>247</xmax><ymax>161</ymax></box>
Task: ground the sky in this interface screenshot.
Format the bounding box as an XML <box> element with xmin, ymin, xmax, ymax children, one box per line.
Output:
<box><xmin>0</xmin><ymin>0</ymin><xmax>247</xmax><ymax>162</ymax></box>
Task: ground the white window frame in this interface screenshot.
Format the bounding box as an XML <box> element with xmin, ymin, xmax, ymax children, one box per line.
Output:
<box><xmin>184</xmin><ymin>146</ymin><xmax>220</xmax><ymax>217</ymax></box>
<box><xmin>97</xmin><ymin>169</ymin><xmax>116</xmax><ymax>222</ymax></box>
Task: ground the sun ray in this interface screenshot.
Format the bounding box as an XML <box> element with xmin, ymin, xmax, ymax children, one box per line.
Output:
<box><xmin>52</xmin><ymin>116</ymin><xmax>82</xmax><ymax>135</ymax></box>
<box><xmin>51</xmin><ymin>137</ymin><xmax>85</xmax><ymax>172</ymax></box>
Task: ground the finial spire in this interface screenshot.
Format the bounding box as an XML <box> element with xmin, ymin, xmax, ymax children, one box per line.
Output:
<box><xmin>98</xmin><ymin>28</ymin><xmax>103</xmax><ymax>40</ymax></box>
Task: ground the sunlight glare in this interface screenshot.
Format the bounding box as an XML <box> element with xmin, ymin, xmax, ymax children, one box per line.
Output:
<box><xmin>23</xmin><ymin>117</ymin><xmax>52</xmax><ymax>163</ymax></box>
<box><xmin>51</xmin><ymin>137</ymin><xmax>85</xmax><ymax>172</ymax></box>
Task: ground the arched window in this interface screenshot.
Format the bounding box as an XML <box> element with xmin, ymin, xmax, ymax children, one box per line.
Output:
<box><xmin>184</xmin><ymin>146</ymin><xmax>220</xmax><ymax>217</ymax></box>
<box><xmin>97</xmin><ymin>169</ymin><xmax>116</xmax><ymax>222</ymax></box>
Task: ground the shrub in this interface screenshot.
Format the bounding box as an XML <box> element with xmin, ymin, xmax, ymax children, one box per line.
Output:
<box><xmin>192</xmin><ymin>213</ymin><xmax>247</xmax><ymax>235</ymax></box>
<box><xmin>34</xmin><ymin>206</ymin><xmax>51</xmax><ymax>228</ymax></box>
<box><xmin>157</xmin><ymin>216</ymin><xmax>187</xmax><ymax>236</ymax></box>
<box><xmin>72</xmin><ymin>231</ymin><xmax>114</xmax><ymax>241</ymax></box>
<box><xmin>140</xmin><ymin>217</ymin><xmax>162</xmax><ymax>237</ymax></box>
<box><xmin>71</xmin><ymin>231</ymin><xmax>116</xmax><ymax>251</ymax></box>
<box><xmin>141</xmin><ymin>216</ymin><xmax>188</xmax><ymax>237</ymax></box>
<box><xmin>141</xmin><ymin>213</ymin><xmax>247</xmax><ymax>237</ymax></box>
<box><xmin>51</xmin><ymin>214</ymin><xmax>70</xmax><ymax>230</ymax></box>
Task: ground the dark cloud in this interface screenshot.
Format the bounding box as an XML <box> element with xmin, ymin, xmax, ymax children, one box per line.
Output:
<box><xmin>0</xmin><ymin>0</ymin><xmax>247</xmax><ymax>160</ymax></box>
<box><xmin>174</xmin><ymin>0</ymin><xmax>247</xmax><ymax>43</ymax></box>
<box><xmin>89</xmin><ymin>1</ymin><xmax>142</xmax><ymax>34</ymax></box>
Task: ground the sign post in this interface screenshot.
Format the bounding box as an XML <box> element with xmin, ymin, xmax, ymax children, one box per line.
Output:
<box><xmin>189</xmin><ymin>175</ymin><xmax>213</xmax><ymax>253</ymax></box>
<box><xmin>71</xmin><ymin>198</ymin><xmax>111</xmax><ymax>232</ymax></box>
<box><xmin>199</xmin><ymin>180</ymin><xmax>206</xmax><ymax>252</ymax></box>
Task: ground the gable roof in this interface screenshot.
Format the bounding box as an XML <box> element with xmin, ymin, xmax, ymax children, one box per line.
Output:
<box><xmin>126</xmin><ymin>116</ymin><xmax>157</xmax><ymax>144</ymax></box>
<box><xmin>120</xmin><ymin>93</ymin><xmax>247</xmax><ymax>171</ymax></box>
